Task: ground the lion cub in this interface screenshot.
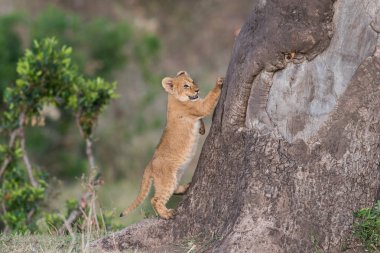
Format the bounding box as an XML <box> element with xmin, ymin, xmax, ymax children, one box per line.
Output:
<box><xmin>120</xmin><ymin>71</ymin><xmax>223</xmax><ymax>219</ymax></box>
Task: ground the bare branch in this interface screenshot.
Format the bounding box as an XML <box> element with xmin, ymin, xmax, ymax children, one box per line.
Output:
<box><xmin>75</xmin><ymin>109</ymin><xmax>97</xmax><ymax>173</ymax></box>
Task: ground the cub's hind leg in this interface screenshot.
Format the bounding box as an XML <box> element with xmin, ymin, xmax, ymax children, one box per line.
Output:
<box><xmin>173</xmin><ymin>183</ymin><xmax>190</xmax><ymax>195</ymax></box>
<box><xmin>151</xmin><ymin>173</ymin><xmax>177</xmax><ymax>219</ymax></box>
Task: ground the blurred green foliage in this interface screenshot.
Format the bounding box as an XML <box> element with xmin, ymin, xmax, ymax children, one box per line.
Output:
<box><xmin>30</xmin><ymin>6</ymin><xmax>131</xmax><ymax>78</ymax></box>
<box><xmin>0</xmin><ymin>14</ymin><xmax>23</xmax><ymax>104</ymax></box>
<box><xmin>0</xmin><ymin>5</ymin><xmax>160</xmax><ymax>179</ymax></box>
<box><xmin>0</xmin><ymin>37</ymin><xmax>117</xmax><ymax>233</ymax></box>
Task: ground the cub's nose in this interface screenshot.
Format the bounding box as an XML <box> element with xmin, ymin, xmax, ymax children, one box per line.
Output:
<box><xmin>195</xmin><ymin>88</ymin><xmax>200</xmax><ymax>93</ymax></box>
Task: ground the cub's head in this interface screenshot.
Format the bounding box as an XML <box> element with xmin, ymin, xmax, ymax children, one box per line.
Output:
<box><xmin>162</xmin><ymin>71</ymin><xmax>200</xmax><ymax>102</ymax></box>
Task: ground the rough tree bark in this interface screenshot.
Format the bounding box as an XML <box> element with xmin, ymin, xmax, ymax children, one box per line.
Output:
<box><xmin>92</xmin><ymin>0</ymin><xmax>380</xmax><ymax>252</ymax></box>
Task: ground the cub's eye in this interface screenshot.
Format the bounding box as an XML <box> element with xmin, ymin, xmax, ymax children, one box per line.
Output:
<box><xmin>184</xmin><ymin>84</ymin><xmax>189</xmax><ymax>88</ymax></box>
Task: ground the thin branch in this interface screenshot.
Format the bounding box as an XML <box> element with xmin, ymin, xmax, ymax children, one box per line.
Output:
<box><xmin>86</xmin><ymin>138</ymin><xmax>97</xmax><ymax>175</ymax></box>
<box><xmin>59</xmin><ymin>116</ymin><xmax>101</xmax><ymax>234</ymax></box>
<box><xmin>19</xmin><ymin>112</ymin><xmax>38</xmax><ymax>188</ymax></box>
<box><xmin>76</xmin><ymin>110</ymin><xmax>97</xmax><ymax>174</ymax></box>
<box><xmin>0</xmin><ymin>128</ymin><xmax>19</xmax><ymax>180</ymax></box>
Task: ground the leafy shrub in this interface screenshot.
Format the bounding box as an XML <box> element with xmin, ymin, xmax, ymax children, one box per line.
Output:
<box><xmin>0</xmin><ymin>37</ymin><xmax>117</xmax><ymax>233</ymax></box>
<box><xmin>0</xmin><ymin>164</ymin><xmax>47</xmax><ymax>233</ymax></box>
<box><xmin>10</xmin><ymin>39</ymin><xmax>77</xmax><ymax>115</ymax></box>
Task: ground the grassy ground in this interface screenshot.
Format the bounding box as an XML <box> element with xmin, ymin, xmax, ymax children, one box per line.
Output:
<box><xmin>0</xmin><ymin>233</ymin><xmax>142</xmax><ymax>253</ymax></box>
<box><xmin>0</xmin><ymin>233</ymin><xmax>72</xmax><ymax>253</ymax></box>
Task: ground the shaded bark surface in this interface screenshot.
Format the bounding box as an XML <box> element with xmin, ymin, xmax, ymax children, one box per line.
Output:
<box><xmin>92</xmin><ymin>0</ymin><xmax>380</xmax><ymax>252</ymax></box>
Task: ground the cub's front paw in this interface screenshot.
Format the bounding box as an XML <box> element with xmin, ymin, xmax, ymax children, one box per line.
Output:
<box><xmin>216</xmin><ymin>77</ymin><xmax>224</xmax><ymax>89</ymax></box>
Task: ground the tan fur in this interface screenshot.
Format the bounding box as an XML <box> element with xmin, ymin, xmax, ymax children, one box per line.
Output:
<box><xmin>120</xmin><ymin>71</ymin><xmax>223</xmax><ymax>219</ymax></box>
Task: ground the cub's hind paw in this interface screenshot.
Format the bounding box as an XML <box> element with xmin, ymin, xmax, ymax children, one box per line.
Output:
<box><xmin>160</xmin><ymin>209</ymin><xmax>175</xmax><ymax>220</ymax></box>
<box><xmin>174</xmin><ymin>183</ymin><xmax>190</xmax><ymax>195</ymax></box>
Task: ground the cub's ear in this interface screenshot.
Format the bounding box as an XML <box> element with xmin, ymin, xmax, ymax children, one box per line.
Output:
<box><xmin>162</xmin><ymin>77</ymin><xmax>174</xmax><ymax>94</ymax></box>
<box><xmin>176</xmin><ymin>70</ymin><xmax>189</xmax><ymax>77</ymax></box>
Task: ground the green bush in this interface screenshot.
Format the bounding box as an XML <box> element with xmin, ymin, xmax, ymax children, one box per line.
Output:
<box><xmin>0</xmin><ymin>164</ymin><xmax>47</xmax><ymax>233</ymax></box>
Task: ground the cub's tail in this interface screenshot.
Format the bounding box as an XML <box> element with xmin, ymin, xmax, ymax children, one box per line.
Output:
<box><xmin>120</xmin><ymin>165</ymin><xmax>152</xmax><ymax>217</ymax></box>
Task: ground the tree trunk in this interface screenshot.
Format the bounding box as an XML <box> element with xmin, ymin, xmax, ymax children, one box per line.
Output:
<box><xmin>92</xmin><ymin>0</ymin><xmax>380</xmax><ymax>252</ymax></box>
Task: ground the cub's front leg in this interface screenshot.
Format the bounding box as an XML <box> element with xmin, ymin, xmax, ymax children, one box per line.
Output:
<box><xmin>192</xmin><ymin>77</ymin><xmax>224</xmax><ymax>117</ymax></box>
